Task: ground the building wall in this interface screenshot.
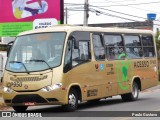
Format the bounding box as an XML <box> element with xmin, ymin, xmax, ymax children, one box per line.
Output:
<box><xmin>88</xmin><ymin>21</ymin><xmax>153</xmax><ymax>30</ymax></box>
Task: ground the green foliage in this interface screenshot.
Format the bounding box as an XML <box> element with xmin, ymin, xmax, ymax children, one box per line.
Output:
<box><xmin>155</xmin><ymin>28</ymin><xmax>160</xmax><ymax>52</ymax></box>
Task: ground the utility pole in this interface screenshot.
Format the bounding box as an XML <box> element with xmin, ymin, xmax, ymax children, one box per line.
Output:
<box><xmin>83</xmin><ymin>0</ymin><xmax>89</xmax><ymax>26</ymax></box>
<box><xmin>65</xmin><ymin>7</ymin><xmax>68</xmax><ymax>24</ymax></box>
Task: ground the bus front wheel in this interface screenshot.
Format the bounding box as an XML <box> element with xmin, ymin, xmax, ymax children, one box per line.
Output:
<box><xmin>121</xmin><ymin>82</ymin><xmax>139</xmax><ymax>102</ymax></box>
<box><xmin>63</xmin><ymin>89</ymin><xmax>78</xmax><ymax>112</ymax></box>
<box><xmin>12</xmin><ymin>106</ymin><xmax>28</xmax><ymax>112</ymax></box>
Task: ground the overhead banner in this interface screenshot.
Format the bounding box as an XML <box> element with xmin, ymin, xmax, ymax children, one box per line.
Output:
<box><xmin>0</xmin><ymin>0</ymin><xmax>64</xmax><ymax>36</ymax></box>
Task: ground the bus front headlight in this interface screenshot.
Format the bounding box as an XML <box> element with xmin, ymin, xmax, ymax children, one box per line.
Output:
<box><xmin>41</xmin><ymin>83</ymin><xmax>62</xmax><ymax>92</ymax></box>
<box><xmin>2</xmin><ymin>86</ymin><xmax>13</xmax><ymax>93</ymax></box>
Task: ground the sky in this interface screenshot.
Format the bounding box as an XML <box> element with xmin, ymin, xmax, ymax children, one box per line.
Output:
<box><xmin>64</xmin><ymin>0</ymin><xmax>160</xmax><ymax>30</ymax></box>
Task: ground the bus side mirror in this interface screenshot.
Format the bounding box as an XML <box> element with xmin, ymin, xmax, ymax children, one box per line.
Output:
<box><xmin>7</xmin><ymin>41</ymin><xmax>14</xmax><ymax>57</ymax></box>
<box><xmin>7</xmin><ymin>45</ymin><xmax>11</xmax><ymax>57</ymax></box>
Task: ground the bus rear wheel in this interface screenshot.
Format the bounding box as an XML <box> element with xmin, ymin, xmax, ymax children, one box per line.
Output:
<box><xmin>62</xmin><ymin>89</ymin><xmax>78</xmax><ymax>112</ymax></box>
<box><xmin>121</xmin><ymin>82</ymin><xmax>139</xmax><ymax>102</ymax></box>
<box><xmin>12</xmin><ymin>106</ymin><xmax>28</xmax><ymax>112</ymax></box>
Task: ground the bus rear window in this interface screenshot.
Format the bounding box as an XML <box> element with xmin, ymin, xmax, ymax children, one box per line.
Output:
<box><xmin>142</xmin><ymin>35</ymin><xmax>155</xmax><ymax>58</ymax></box>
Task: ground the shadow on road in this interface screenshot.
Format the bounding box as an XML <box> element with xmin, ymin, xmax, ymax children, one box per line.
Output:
<box><xmin>26</xmin><ymin>97</ymin><xmax>151</xmax><ymax>113</ymax></box>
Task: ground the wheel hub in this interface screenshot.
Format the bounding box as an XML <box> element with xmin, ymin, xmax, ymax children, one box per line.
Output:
<box><xmin>132</xmin><ymin>84</ymin><xmax>138</xmax><ymax>98</ymax></box>
<box><xmin>69</xmin><ymin>94</ymin><xmax>76</xmax><ymax>107</ymax></box>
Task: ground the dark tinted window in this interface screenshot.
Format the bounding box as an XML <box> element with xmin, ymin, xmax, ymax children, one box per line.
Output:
<box><xmin>142</xmin><ymin>35</ymin><xmax>154</xmax><ymax>46</ymax></box>
<box><xmin>124</xmin><ymin>35</ymin><xmax>143</xmax><ymax>59</ymax></box>
<box><xmin>104</xmin><ymin>35</ymin><xmax>125</xmax><ymax>60</ymax></box>
<box><xmin>142</xmin><ymin>35</ymin><xmax>155</xmax><ymax>57</ymax></box>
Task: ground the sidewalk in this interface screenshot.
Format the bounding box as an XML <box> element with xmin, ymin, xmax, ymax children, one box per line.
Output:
<box><xmin>0</xmin><ymin>84</ymin><xmax>11</xmax><ymax>110</ymax></box>
<box><xmin>0</xmin><ymin>83</ymin><xmax>3</xmax><ymax>106</ymax></box>
<box><xmin>0</xmin><ymin>94</ymin><xmax>11</xmax><ymax>111</ymax></box>
<box><xmin>0</xmin><ymin>94</ymin><xmax>4</xmax><ymax>106</ymax></box>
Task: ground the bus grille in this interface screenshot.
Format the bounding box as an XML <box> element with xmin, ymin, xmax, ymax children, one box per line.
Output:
<box><xmin>10</xmin><ymin>75</ymin><xmax>48</xmax><ymax>82</ymax></box>
<box><xmin>12</xmin><ymin>94</ymin><xmax>47</xmax><ymax>104</ymax></box>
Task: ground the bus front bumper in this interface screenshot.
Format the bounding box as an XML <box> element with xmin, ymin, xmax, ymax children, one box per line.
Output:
<box><xmin>2</xmin><ymin>88</ymin><xmax>68</xmax><ymax>106</ymax></box>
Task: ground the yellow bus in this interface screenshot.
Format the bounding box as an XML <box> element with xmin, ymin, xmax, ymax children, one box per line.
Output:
<box><xmin>2</xmin><ymin>26</ymin><xmax>158</xmax><ymax>112</ymax></box>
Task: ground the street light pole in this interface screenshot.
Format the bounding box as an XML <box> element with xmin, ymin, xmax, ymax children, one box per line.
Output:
<box><xmin>83</xmin><ymin>0</ymin><xmax>89</xmax><ymax>26</ymax></box>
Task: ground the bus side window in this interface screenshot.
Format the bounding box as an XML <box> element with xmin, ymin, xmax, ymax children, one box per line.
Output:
<box><xmin>104</xmin><ymin>34</ymin><xmax>124</xmax><ymax>60</ymax></box>
<box><xmin>72</xmin><ymin>40</ymin><xmax>79</xmax><ymax>66</ymax></box>
<box><xmin>92</xmin><ymin>34</ymin><xmax>105</xmax><ymax>60</ymax></box>
<box><xmin>71</xmin><ymin>31</ymin><xmax>91</xmax><ymax>66</ymax></box>
<box><xmin>124</xmin><ymin>35</ymin><xmax>143</xmax><ymax>59</ymax></box>
<box><xmin>142</xmin><ymin>35</ymin><xmax>155</xmax><ymax>57</ymax></box>
<box><xmin>79</xmin><ymin>41</ymin><xmax>90</xmax><ymax>61</ymax></box>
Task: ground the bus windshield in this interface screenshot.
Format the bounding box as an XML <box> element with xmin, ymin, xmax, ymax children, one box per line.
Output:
<box><xmin>6</xmin><ymin>32</ymin><xmax>66</xmax><ymax>72</ymax></box>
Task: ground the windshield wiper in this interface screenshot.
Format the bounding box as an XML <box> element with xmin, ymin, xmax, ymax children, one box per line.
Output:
<box><xmin>27</xmin><ymin>59</ymin><xmax>52</xmax><ymax>70</ymax></box>
<box><xmin>9</xmin><ymin>61</ymin><xmax>30</xmax><ymax>74</ymax></box>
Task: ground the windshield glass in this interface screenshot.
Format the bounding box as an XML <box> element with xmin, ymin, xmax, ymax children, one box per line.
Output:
<box><xmin>6</xmin><ymin>32</ymin><xmax>66</xmax><ymax>72</ymax></box>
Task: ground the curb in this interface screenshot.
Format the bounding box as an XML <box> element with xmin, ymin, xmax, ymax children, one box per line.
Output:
<box><xmin>0</xmin><ymin>102</ymin><xmax>5</xmax><ymax>107</ymax></box>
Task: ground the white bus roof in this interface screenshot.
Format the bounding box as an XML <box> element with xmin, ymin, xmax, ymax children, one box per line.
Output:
<box><xmin>18</xmin><ymin>25</ymin><xmax>153</xmax><ymax>36</ymax></box>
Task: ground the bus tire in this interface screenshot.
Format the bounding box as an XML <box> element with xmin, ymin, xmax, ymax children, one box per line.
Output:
<box><xmin>12</xmin><ymin>106</ymin><xmax>28</xmax><ymax>112</ymax></box>
<box><xmin>121</xmin><ymin>82</ymin><xmax>139</xmax><ymax>102</ymax></box>
<box><xmin>63</xmin><ymin>89</ymin><xmax>78</xmax><ymax>112</ymax></box>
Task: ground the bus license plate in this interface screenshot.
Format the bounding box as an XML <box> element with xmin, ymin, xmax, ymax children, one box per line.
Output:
<box><xmin>24</xmin><ymin>102</ymin><xmax>36</xmax><ymax>106</ymax></box>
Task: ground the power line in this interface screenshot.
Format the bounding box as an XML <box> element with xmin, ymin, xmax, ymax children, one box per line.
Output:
<box><xmin>64</xmin><ymin>3</ymin><xmax>84</xmax><ymax>5</ymax></box>
<box><xmin>90</xmin><ymin>0</ymin><xmax>136</xmax><ymax>3</ymax></box>
<box><xmin>67</xmin><ymin>7</ymin><xmax>84</xmax><ymax>9</ymax></box>
<box><xmin>89</xmin><ymin>8</ymin><xmax>141</xmax><ymax>22</ymax></box>
<box><xmin>90</xmin><ymin>5</ymin><xmax>160</xmax><ymax>22</ymax></box>
<box><xmin>90</xmin><ymin>5</ymin><xmax>146</xmax><ymax>20</ymax></box>
<box><xmin>123</xmin><ymin>5</ymin><xmax>160</xmax><ymax>15</ymax></box>
<box><xmin>65</xmin><ymin>1</ymin><xmax>160</xmax><ymax>15</ymax></box>
<box><xmin>67</xmin><ymin>9</ymin><xmax>85</xmax><ymax>11</ymax></box>
<box><xmin>105</xmin><ymin>0</ymin><xmax>160</xmax><ymax>15</ymax></box>
<box><xmin>89</xmin><ymin>8</ymin><xmax>160</xmax><ymax>26</ymax></box>
<box><xmin>90</xmin><ymin>1</ymin><xmax>160</xmax><ymax>7</ymax></box>
<box><xmin>108</xmin><ymin>0</ymin><xmax>136</xmax><ymax>2</ymax></box>
<box><xmin>64</xmin><ymin>2</ymin><xmax>160</xmax><ymax>26</ymax></box>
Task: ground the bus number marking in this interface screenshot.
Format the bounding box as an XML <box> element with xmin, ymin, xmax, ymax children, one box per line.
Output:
<box><xmin>134</xmin><ymin>61</ymin><xmax>149</xmax><ymax>68</ymax></box>
<box><xmin>7</xmin><ymin>82</ymin><xmax>22</xmax><ymax>88</ymax></box>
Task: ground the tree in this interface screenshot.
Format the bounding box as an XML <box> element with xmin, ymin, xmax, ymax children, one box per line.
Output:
<box><xmin>155</xmin><ymin>28</ymin><xmax>160</xmax><ymax>57</ymax></box>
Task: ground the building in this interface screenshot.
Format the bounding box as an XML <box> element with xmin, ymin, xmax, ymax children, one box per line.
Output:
<box><xmin>88</xmin><ymin>20</ymin><xmax>153</xmax><ymax>30</ymax></box>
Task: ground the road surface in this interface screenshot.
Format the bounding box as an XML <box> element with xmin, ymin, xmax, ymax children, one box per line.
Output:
<box><xmin>28</xmin><ymin>85</ymin><xmax>160</xmax><ymax>112</ymax></box>
<box><xmin>0</xmin><ymin>85</ymin><xmax>160</xmax><ymax>119</ymax></box>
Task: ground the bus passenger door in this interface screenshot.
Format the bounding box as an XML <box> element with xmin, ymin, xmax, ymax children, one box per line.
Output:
<box><xmin>91</xmin><ymin>33</ymin><xmax>113</xmax><ymax>98</ymax></box>
<box><xmin>105</xmin><ymin>61</ymin><xmax>118</xmax><ymax>97</ymax></box>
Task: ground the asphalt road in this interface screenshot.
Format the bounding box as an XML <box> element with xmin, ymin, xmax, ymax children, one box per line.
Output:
<box><xmin>25</xmin><ymin>85</ymin><xmax>160</xmax><ymax>112</ymax></box>
<box><xmin>1</xmin><ymin>85</ymin><xmax>160</xmax><ymax>119</ymax></box>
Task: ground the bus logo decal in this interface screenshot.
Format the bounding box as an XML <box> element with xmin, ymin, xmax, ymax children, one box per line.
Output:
<box><xmin>95</xmin><ymin>64</ymin><xmax>99</xmax><ymax>69</ymax></box>
<box><xmin>24</xmin><ymin>85</ymin><xmax>28</xmax><ymax>89</ymax></box>
<box><xmin>116</xmin><ymin>54</ymin><xmax>133</xmax><ymax>90</ymax></box>
<box><xmin>100</xmin><ymin>64</ymin><xmax>104</xmax><ymax>70</ymax></box>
